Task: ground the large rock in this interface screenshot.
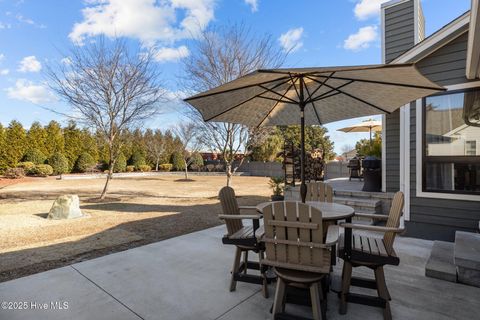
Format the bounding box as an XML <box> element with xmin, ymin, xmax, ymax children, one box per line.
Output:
<box><xmin>48</xmin><ymin>195</ymin><xmax>83</xmax><ymax>220</ymax></box>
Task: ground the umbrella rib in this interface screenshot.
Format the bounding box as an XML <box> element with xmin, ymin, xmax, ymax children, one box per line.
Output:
<box><xmin>288</xmin><ymin>73</ymin><xmax>301</xmax><ymax>101</ymax></box>
<box><xmin>184</xmin><ymin>76</ymin><xmax>291</xmax><ymax>101</ymax></box>
<box><xmin>256</xmin><ymin>82</ymin><xmax>296</xmax><ymax>128</ymax></box>
<box><xmin>306</xmin><ymin>76</ymin><xmax>392</xmax><ymax>114</ymax></box>
<box><xmin>203</xmin><ymin>78</ymin><xmax>292</xmax><ymax>121</ymax></box>
<box><xmin>306</xmin><ymin>71</ymin><xmax>335</xmax><ymax>102</ymax></box>
<box><xmin>311</xmin><ymin>91</ymin><xmax>342</xmax><ymax>102</ymax></box>
<box><xmin>257</xmin><ymin>95</ymin><xmax>297</xmax><ymax>104</ymax></box>
<box><xmin>306</xmin><ymin>79</ymin><xmax>354</xmax><ymax>103</ymax></box>
<box><xmin>258</xmin><ymin>84</ymin><xmax>298</xmax><ymax>104</ymax></box>
<box><xmin>304</xmin><ymin>82</ymin><xmax>323</xmax><ymax>125</ymax></box>
<box><xmin>308</xmin><ymin>74</ymin><xmax>445</xmax><ymax>91</ymax></box>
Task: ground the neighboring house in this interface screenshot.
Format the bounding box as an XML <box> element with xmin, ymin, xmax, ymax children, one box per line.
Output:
<box><xmin>381</xmin><ymin>0</ymin><xmax>480</xmax><ymax>240</ymax></box>
<box><xmin>340</xmin><ymin>149</ymin><xmax>357</xmax><ymax>161</ymax></box>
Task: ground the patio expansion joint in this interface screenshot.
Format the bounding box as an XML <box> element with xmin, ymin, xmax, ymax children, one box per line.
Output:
<box><xmin>212</xmin><ymin>288</ymin><xmax>262</xmax><ymax>320</ymax></box>
<box><xmin>70</xmin><ymin>265</ymin><xmax>145</xmax><ymax>320</ymax></box>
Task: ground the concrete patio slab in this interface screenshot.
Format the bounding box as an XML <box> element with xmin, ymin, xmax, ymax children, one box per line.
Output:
<box><xmin>1</xmin><ymin>225</ymin><xmax>480</xmax><ymax>320</ymax></box>
<box><xmin>72</xmin><ymin>226</ymin><xmax>260</xmax><ymax>320</ymax></box>
<box><xmin>0</xmin><ymin>266</ymin><xmax>139</xmax><ymax>320</ymax></box>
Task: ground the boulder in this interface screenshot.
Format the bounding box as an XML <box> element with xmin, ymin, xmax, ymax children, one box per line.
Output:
<box><xmin>48</xmin><ymin>195</ymin><xmax>83</xmax><ymax>220</ymax></box>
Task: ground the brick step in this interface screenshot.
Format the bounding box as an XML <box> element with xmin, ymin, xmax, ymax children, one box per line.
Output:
<box><xmin>334</xmin><ymin>190</ymin><xmax>394</xmax><ymax>200</ymax></box>
<box><xmin>333</xmin><ymin>196</ymin><xmax>382</xmax><ymax>214</ymax></box>
<box><xmin>425</xmin><ymin>241</ymin><xmax>457</xmax><ymax>283</ymax></box>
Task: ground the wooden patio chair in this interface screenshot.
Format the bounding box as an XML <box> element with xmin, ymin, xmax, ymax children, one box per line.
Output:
<box><xmin>261</xmin><ymin>201</ymin><xmax>339</xmax><ymax>320</ymax></box>
<box><xmin>218</xmin><ymin>186</ymin><xmax>269</xmax><ymax>298</ymax></box>
<box><xmin>338</xmin><ymin>191</ymin><xmax>405</xmax><ymax>320</ymax></box>
<box><xmin>305</xmin><ymin>181</ymin><xmax>333</xmax><ymax>203</ymax></box>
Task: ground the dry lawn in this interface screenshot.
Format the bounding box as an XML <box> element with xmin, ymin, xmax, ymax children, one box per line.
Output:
<box><xmin>0</xmin><ymin>175</ymin><xmax>271</xmax><ymax>282</ymax></box>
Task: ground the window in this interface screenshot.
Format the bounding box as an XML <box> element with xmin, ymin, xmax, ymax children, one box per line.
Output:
<box><xmin>423</xmin><ymin>89</ymin><xmax>480</xmax><ymax>195</ymax></box>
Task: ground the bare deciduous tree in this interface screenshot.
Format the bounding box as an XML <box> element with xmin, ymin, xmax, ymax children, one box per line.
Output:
<box><xmin>181</xmin><ymin>24</ymin><xmax>286</xmax><ymax>186</ymax></box>
<box><xmin>174</xmin><ymin>122</ymin><xmax>200</xmax><ymax>180</ymax></box>
<box><xmin>48</xmin><ymin>38</ymin><xmax>166</xmax><ymax>199</ymax></box>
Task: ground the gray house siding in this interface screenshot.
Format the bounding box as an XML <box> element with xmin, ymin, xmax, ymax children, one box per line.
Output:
<box><xmin>383</xmin><ymin>0</ymin><xmax>418</xmax><ymax>192</ymax></box>
<box><xmin>406</xmin><ymin>32</ymin><xmax>480</xmax><ymax>241</ymax></box>
<box><xmin>385</xmin><ymin>111</ymin><xmax>400</xmax><ymax>192</ymax></box>
<box><xmin>384</xmin><ymin>0</ymin><xmax>415</xmax><ymax>63</ymax></box>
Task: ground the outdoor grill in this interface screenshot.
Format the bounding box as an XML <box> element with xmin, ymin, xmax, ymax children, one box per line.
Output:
<box><xmin>362</xmin><ymin>157</ymin><xmax>381</xmax><ymax>170</ymax></box>
<box><xmin>362</xmin><ymin>156</ymin><xmax>382</xmax><ymax>192</ymax></box>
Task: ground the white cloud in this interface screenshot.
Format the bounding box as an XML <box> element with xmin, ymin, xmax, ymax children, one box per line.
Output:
<box><xmin>18</xmin><ymin>56</ymin><xmax>42</xmax><ymax>73</ymax></box>
<box><xmin>0</xmin><ymin>69</ymin><xmax>10</xmax><ymax>75</ymax></box>
<box><xmin>244</xmin><ymin>0</ymin><xmax>258</xmax><ymax>12</ymax></box>
<box><xmin>69</xmin><ymin>0</ymin><xmax>216</xmax><ymax>46</ymax></box>
<box><xmin>278</xmin><ymin>27</ymin><xmax>304</xmax><ymax>53</ymax></box>
<box><xmin>154</xmin><ymin>46</ymin><xmax>189</xmax><ymax>62</ymax></box>
<box><xmin>0</xmin><ymin>54</ymin><xmax>4</xmax><ymax>62</ymax></box>
<box><xmin>343</xmin><ymin>25</ymin><xmax>378</xmax><ymax>51</ymax></box>
<box><xmin>6</xmin><ymin>79</ymin><xmax>56</xmax><ymax>104</ymax></box>
<box><xmin>354</xmin><ymin>0</ymin><xmax>389</xmax><ymax>20</ymax></box>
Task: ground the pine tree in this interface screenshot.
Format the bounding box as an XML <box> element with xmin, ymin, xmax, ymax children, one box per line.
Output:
<box><xmin>45</xmin><ymin>120</ymin><xmax>64</xmax><ymax>158</ymax></box>
<box><xmin>63</xmin><ymin>121</ymin><xmax>84</xmax><ymax>171</ymax></box>
<box><xmin>26</xmin><ymin>121</ymin><xmax>47</xmax><ymax>155</ymax></box>
<box><xmin>3</xmin><ymin>120</ymin><xmax>27</xmax><ymax>168</ymax></box>
<box><xmin>81</xmin><ymin>128</ymin><xmax>98</xmax><ymax>161</ymax></box>
<box><xmin>0</xmin><ymin>123</ymin><xmax>7</xmax><ymax>172</ymax></box>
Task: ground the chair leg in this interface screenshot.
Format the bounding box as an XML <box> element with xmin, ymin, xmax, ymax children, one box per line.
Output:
<box><xmin>310</xmin><ymin>282</ymin><xmax>322</xmax><ymax>320</ymax></box>
<box><xmin>259</xmin><ymin>251</ymin><xmax>268</xmax><ymax>299</ymax></box>
<box><xmin>230</xmin><ymin>247</ymin><xmax>242</xmax><ymax>292</ymax></box>
<box><xmin>339</xmin><ymin>261</ymin><xmax>352</xmax><ymax>315</ymax></box>
<box><xmin>272</xmin><ymin>277</ymin><xmax>286</xmax><ymax>317</ymax></box>
<box><xmin>374</xmin><ymin>266</ymin><xmax>392</xmax><ymax>320</ymax></box>
<box><xmin>243</xmin><ymin>251</ymin><xmax>248</xmax><ymax>274</ymax></box>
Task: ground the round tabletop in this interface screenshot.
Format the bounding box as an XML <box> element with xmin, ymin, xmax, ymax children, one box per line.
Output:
<box><xmin>256</xmin><ymin>201</ymin><xmax>355</xmax><ymax>221</ymax></box>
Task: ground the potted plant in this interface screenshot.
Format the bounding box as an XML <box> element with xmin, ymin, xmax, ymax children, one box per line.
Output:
<box><xmin>269</xmin><ymin>176</ymin><xmax>284</xmax><ymax>201</ymax></box>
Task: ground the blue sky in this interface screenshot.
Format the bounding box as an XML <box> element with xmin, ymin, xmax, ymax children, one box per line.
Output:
<box><xmin>0</xmin><ymin>0</ymin><xmax>471</xmax><ymax>154</ymax></box>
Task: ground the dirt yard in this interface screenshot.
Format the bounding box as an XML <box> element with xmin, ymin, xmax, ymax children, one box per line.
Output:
<box><xmin>0</xmin><ymin>175</ymin><xmax>271</xmax><ymax>282</ymax></box>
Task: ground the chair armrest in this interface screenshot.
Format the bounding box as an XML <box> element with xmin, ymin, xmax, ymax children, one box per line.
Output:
<box><xmin>238</xmin><ymin>205</ymin><xmax>258</xmax><ymax>211</ymax></box>
<box><xmin>354</xmin><ymin>213</ymin><xmax>388</xmax><ymax>220</ymax></box>
<box><xmin>325</xmin><ymin>225</ymin><xmax>339</xmax><ymax>247</ymax></box>
<box><xmin>218</xmin><ymin>214</ymin><xmax>262</xmax><ymax>220</ymax></box>
<box><xmin>339</xmin><ymin>222</ymin><xmax>404</xmax><ymax>233</ymax></box>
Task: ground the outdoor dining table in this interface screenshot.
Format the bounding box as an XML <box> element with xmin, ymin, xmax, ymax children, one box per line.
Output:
<box><xmin>255</xmin><ymin>201</ymin><xmax>356</xmax><ymax>263</ymax></box>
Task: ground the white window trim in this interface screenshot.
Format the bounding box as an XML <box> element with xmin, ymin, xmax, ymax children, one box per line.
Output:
<box><xmin>400</xmin><ymin>104</ymin><xmax>410</xmax><ymax>220</ymax></box>
<box><xmin>415</xmin><ymin>82</ymin><xmax>480</xmax><ymax>202</ymax></box>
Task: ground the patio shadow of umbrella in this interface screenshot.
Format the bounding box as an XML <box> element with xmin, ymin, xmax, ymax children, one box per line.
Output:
<box><xmin>184</xmin><ymin>64</ymin><xmax>445</xmax><ymax>202</ymax></box>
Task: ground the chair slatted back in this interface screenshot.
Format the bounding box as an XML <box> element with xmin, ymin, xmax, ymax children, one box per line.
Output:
<box><xmin>383</xmin><ymin>191</ymin><xmax>404</xmax><ymax>254</ymax></box>
<box><xmin>305</xmin><ymin>182</ymin><xmax>333</xmax><ymax>203</ymax></box>
<box><xmin>262</xmin><ymin>201</ymin><xmax>330</xmax><ymax>274</ymax></box>
<box><xmin>219</xmin><ymin>186</ymin><xmax>243</xmax><ymax>236</ymax></box>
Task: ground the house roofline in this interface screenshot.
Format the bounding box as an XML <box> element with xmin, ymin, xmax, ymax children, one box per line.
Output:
<box><xmin>466</xmin><ymin>0</ymin><xmax>480</xmax><ymax>79</ymax></box>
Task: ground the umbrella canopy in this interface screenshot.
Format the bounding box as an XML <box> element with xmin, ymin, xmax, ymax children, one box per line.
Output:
<box><xmin>184</xmin><ymin>64</ymin><xmax>445</xmax><ymax>202</ymax></box>
<box><xmin>338</xmin><ymin>119</ymin><xmax>382</xmax><ymax>142</ymax></box>
<box><xmin>338</xmin><ymin>119</ymin><xmax>382</xmax><ymax>133</ymax></box>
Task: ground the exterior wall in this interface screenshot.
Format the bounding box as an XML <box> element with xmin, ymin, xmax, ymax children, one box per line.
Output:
<box><xmin>383</xmin><ymin>0</ymin><xmax>423</xmax><ymax>192</ymax></box>
<box><xmin>407</xmin><ymin>31</ymin><xmax>480</xmax><ymax>241</ymax></box>
<box><xmin>385</xmin><ymin>111</ymin><xmax>401</xmax><ymax>192</ymax></box>
<box><xmin>384</xmin><ymin>0</ymin><xmax>416</xmax><ymax>63</ymax></box>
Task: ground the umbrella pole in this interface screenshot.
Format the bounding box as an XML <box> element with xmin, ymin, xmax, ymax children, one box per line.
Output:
<box><xmin>299</xmin><ymin>77</ymin><xmax>307</xmax><ymax>203</ymax></box>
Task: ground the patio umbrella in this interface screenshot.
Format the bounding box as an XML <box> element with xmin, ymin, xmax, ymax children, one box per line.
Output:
<box><xmin>184</xmin><ymin>64</ymin><xmax>444</xmax><ymax>202</ymax></box>
<box><xmin>338</xmin><ymin>119</ymin><xmax>382</xmax><ymax>143</ymax></box>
